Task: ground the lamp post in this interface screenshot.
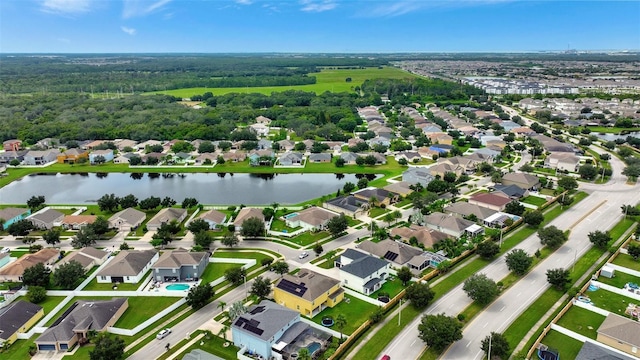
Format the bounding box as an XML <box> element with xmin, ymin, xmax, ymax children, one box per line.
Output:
<box><xmin>488</xmin><ymin>333</ymin><xmax>492</xmax><ymax>360</ymax></box>
<box><xmin>398</xmin><ymin>299</ymin><xmax>403</xmax><ymax>326</ymax></box>
<box><xmin>243</xmin><ymin>275</ymin><xmax>247</xmax><ymax>299</ymax></box>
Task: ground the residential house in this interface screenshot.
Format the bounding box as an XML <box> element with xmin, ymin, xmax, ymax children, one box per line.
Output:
<box><xmin>423</xmin><ymin>212</ymin><xmax>481</xmax><ymax>238</ymax></box>
<box><xmin>596</xmin><ymin>313</ymin><xmax>640</xmax><ymax>357</ymax></box>
<box><xmin>396</xmin><ymin>151</ymin><xmax>421</xmax><ymax>163</ymax></box>
<box><xmin>492</xmin><ymin>184</ymin><xmax>529</xmax><ymax>200</ymax></box>
<box><xmin>308</xmin><ymin>153</ymin><xmax>331</xmax><ymax>163</ymax></box>
<box><xmin>357</xmin><ymin>239</ymin><xmax>435</xmax><ymax>272</ymax></box>
<box><xmin>233</xmin><ymin>208</ymin><xmax>265</xmax><ymax>230</ymax></box>
<box><xmin>418</xmin><ymin>147</ymin><xmax>441</xmax><ymax>159</ymax></box>
<box><xmin>89</xmin><ymin>149</ymin><xmax>114</xmax><ymax>164</ymax></box>
<box><xmin>323</xmin><ymin>196</ymin><xmax>367</xmax><ymax>217</ymax></box>
<box><xmin>337</xmin><ymin>250</ymin><xmax>390</xmax><ymax>295</ymax></box>
<box><xmin>36</xmin><ymin>298</ymin><xmax>128</xmax><ymax>351</ymax></box>
<box><xmin>368</xmin><ymin>136</ymin><xmax>391</xmax><ymax>147</ymax></box>
<box><xmin>23</xmin><ymin>149</ymin><xmax>60</xmax><ymax>165</ymax></box>
<box><xmin>544</xmin><ymin>152</ymin><xmax>580</xmax><ymax>172</ymax></box>
<box><xmin>28</xmin><ymin>208</ymin><xmax>64</xmax><ymax>230</ymax></box>
<box><xmin>361</xmin><ymin>152</ymin><xmax>387</xmax><ymax>165</ymax></box>
<box><xmin>429</xmin><ymin>162</ymin><xmax>465</xmax><ymax>178</ymax></box>
<box><xmin>420</xmin><ymin>125</ymin><xmax>443</xmax><ymax>134</ymax></box>
<box><xmin>486</xmin><ymin>139</ymin><xmax>507</xmax><ymax>150</ymax></box>
<box><xmin>0</xmin><ymin>150</ymin><xmax>27</xmax><ymax>164</ymax></box>
<box><xmin>113</xmin><ymin>153</ymin><xmax>136</xmax><ymax>164</ymax></box>
<box><xmin>532</xmin><ymin>134</ymin><xmax>575</xmax><ymax>153</ymax></box>
<box><xmin>428</xmin><ymin>144</ymin><xmax>453</xmax><ymax>156</ymax></box>
<box><xmin>194</xmin><ymin>152</ymin><xmax>218</xmax><ymax>165</ymax></box>
<box><xmin>352</xmin><ymin>187</ymin><xmax>397</xmax><ymax>206</ymax></box>
<box><xmin>0</xmin><ymin>301</ymin><xmax>44</xmax><ymax>347</ymax></box>
<box><xmin>383</xmin><ymin>181</ymin><xmax>414</xmax><ymax>198</ymax></box>
<box><xmin>0</xmin><ymin>207</ymin><xmax>31</xmax><ymax>230</ymax></box>
<box><xmin>283</xmin><ymin>207</ymin><xmax>337</xmax><ymax>231</ymax></box>
<box><xmin>278</xmin><ymin>152</ymin><xmax>304</xmax><ymax>166</ymax></box>
<box><xmin>277</xmin><ymin>140</ymin><xmax>295</xmax><ymax>152</ymax></box>
<box><xmin>83</xmin><ymin>140</ymin><xmax>107</xmax><ymax>150</ymax></box>
<box><xmin>390</xmin><ymin>224</ymin><xmax>450</xmax><ymax>248</ymax></box>
<box><xmin>444</xmin><ymin>202</ymin><xmax>497</xmax><ymax>222</ymax></box>
<box><xmin>143</xmin><ymin>152</ymin><xmax>164</xmax><ymax>163</ymax></box>
<box><xmin>499</xmin><ymin>121</ymin><xmax>521</xmax><ymax>132</ymax></box>
<box><xmin>108</xmin><ymin>208</ymin><xmax>146</xmax><ymax>231</ymax></box>
<box><xmin>468</xmin><ymin>193</ymin><xmax>512</xmax><ymax>212</ymax></box>
<box><xmin>35</xmin><ymin>138</ymin><xmax>59</xmax><ymax>149</ymax></box>
<box><xmin>255</xmin><ymin>115</ymin><xmax>272</xmax><ymax>125</ymax></box>
<box><xmin>96</xmin><ymin>249</ymin><xmax>158</xmax><ymax>283</ymax></box>
<box><xmin>273</xmin><ymin>269</ymin><xmax>344</xmax><ymax>316</ymax></box>
<box><xmin>466</xmin><ymin>151</ymin><xmax>496</xmax><ymax>164</ymax></box>
<box><xmin>428</xmin><ymin>133</ymin><xmax>453</xmax><ymax>145</ymax></box>
<box><xmin>113</xmin><ymin>139</ymin><xmax>138</xmax><ymax>151</ymax></box>
<box><xmin>57</xmin><ymin>148</ymin><xmax>89</xmax><ymax>164</ymax></box>
<box><xmin>146</xmin><ymin>208</ymin><xmax>187</xmax><ymax>231</ymax></box>
<box><xmin>0</xmin><ymin>248</ymin><xmax>60</xmax><ymax>282</ymax></box>
<box><xmin>56</xmin><ymin>247</ymin><xmax>110</xmax><ymax>272</ymax></box>
<box><xmin>3</xmin><ymin>139</ymin><xmax>22</xmax><ymax>151</ymax></box>
<box><xmin>197</xmin><ymin>209</ymin><xmax>227</xmax><ymax>229</ymax></box>
<box><xmin>257</xmin><ymin>139</ymin><xmax>272</xmax><ymax>150</ymax></box>
<box><xmin>339</xmin><ymin>152</ymin><xmax>359</xmax><ymax>165</ymax></box>
<box><xmin>135</xmin><ymin>140</ymin><xmax>162</xmax><ymax>152</ymax></box>
<box><xmin>249</xmin><ymin>149</ymin><xmax>275</xmax><ymax>166</ymax></box>
<box><xmin>151</xmin><ymin>249</ymin><xmax>208</xmax><ymax>282</ymax></box>
<box><xmin>222</xmin><ymin>151</ymin><xmax>247</xmax><ymax>163</ymax></box>
<box><xmin>501</xmin><ymin>172</ymin><xmax>540</xmax><ymax>190</ymax></box>
<box><xmin>61</xmin><ymin>215</ymin><xmax>97</xmax><ymax>230</ymax></box>
<box><xmin>576</xmin><ymin>341</ymin><xmax>637</xmax><ymax>360</ymax></box>
<box><xmin>249</xmin><ymin>123</ymin><xmax>270</xmax><ymax>137</ymax></box>
<box><xmin>402</xmin><ymin>167</ymin><xmax>435</xmax><ymax>186</ymax></box>
<box><xmin>483</xmin><ymin>212</ymin><xmax>518</xmax><ymax>228</ymax></box>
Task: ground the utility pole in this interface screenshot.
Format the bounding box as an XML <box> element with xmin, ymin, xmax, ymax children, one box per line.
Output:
<box><xmin>398</xmin><ymin>299</ymin><xmax>403</xmax><ymax>326</ymax></box>
<box><xmin>488</xmin><ymin>333</ymin><xmax>492</xmax><ymax>360</ymax></box>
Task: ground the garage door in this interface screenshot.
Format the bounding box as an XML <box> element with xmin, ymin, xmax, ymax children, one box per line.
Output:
<box><xmin>60</xmin><ymin>344</ymin><xmax>68</xmax><ymax>350</ymax></box>
<box><xmin>38</xmin><ymin>344</ymin><xmax>56</xmax><ymax>351</ymax></box>
<box><xmin>111</xmin><ymin>277</ymin><xmax>124</xmax><ymax>283</ymax></box>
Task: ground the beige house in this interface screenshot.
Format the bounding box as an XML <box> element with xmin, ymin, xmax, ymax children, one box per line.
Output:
<box><xmin>596</xmin><ymin>313</ymin><xmax>640</xmax><ymax>357</ymax></box>
<box><xmin>283</xmin><ymin>207</ymin><xmax>337</xmax><ymax>231</ymax></box>
<box><xmin>390</xmin><ymin>224</ymin><xmax>450</xmax><ymax>248</ymax></box>
<box><xmin>61</xmin><ymin>215</ymin><xmax>97</xmax><ymax>230</ymax></box>
<box><xmin>146</xmin><ymin>208</ymin><xmax>187</xmax><ymax>231</ymax></box>
<box><xmin>109</xmin><ymin>208</ymin><xmax>146</xmax><ymax>231</ymax></box>
<box><xmin>502</xmin><ymin>172</ymin><xmax>540</xmax><ymax>190</ymax></box>
<box><xmin>544</xmin><ymin>152</ymin><xmax>580</xmax><ymax>172</ymax></box>
<box><xmin>56</xmin><ymin>247</ymin><xmax>110</xmax><ymax>272</ymax></box>
<box><xmin>233</xmin><ymin>208</ymin><xmax>265</xmax><ymax>230</ymax></box>
<box><xmin>0</xmin><ymin>249</ymin><xmax>60</xmax><ymax>282</ymax></box>
<box><xmin>96</xmin><ymin>250</ymin><xmax>158</xmax><ymax>284</ymax></box>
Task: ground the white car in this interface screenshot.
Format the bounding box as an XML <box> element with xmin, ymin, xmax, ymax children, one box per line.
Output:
<box><xmin>0</xmin><ymin>247</ymin><xmax>9</xmax><ymax>254</ymax></box>
<box><xmin>156</xmin><ymin>328</ymin><xmax>172</xmax><ymax>340</ymax></box>
<box><xmin>298</xmin><ymin>251</ymin><xmax>309</xmax><ymax>259</ymax></box>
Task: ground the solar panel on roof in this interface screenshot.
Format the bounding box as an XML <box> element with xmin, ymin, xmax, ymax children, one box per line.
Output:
<box><xmin>384</xmin><ymin>251</ymin><xmax>398</xmax><ymax>262</ymax></box>
<box><xmin>276</xmin><ymin>279</ymin><xmax>307</xmax><ymax>296</ymax></box>
<box><xmin>244</xmin><ymin>324</ymin><xmax>264</xmax><ymax>336</ymax></box>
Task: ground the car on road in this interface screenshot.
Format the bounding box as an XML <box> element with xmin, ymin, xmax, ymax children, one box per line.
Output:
<box><xmin>298</xmin><ymin>251</ymin><xmax>309</xmax><ymax>259</ymax></box>
<box><xmin>156</xmin><ymin>328</ymin><xmax>172</xmax><ymax>340</ymax></box>
<box><xmin>381</xmin><ymin>355</ymin><xmax>390</xmax><ymax>360</ymax></box>
<box><xmin>0</xmin><ymin>247</ymin><xmax>9</xmax><ymax>254</ymax></box>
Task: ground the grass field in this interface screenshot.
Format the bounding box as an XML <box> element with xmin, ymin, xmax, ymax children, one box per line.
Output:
<box><xmin>555</xmin><ymin>306</ymin><xmax>605</xmax><ymax>339</ymax></box>
<box><xmin>145</xmin><ymin>67</ymin><xmax>418</xmax><ymax>97</ymax></box>
<box><xmin>520</xmin><ymin>196</ymin><xmax>548</xmax><ymax>207</ymax></box>
<box><xmin>597</xmin><ymin>269</ymin><xmax>640</xmax><ymax>289</ymax></box>
<box><xmin>200</xmin><ymin>262</ymin><xmax>241</xmax><ymax>284</ymax></box>
<box><xmin>311</xmin><ymin>295</ymin><xmax>378</xmax><ymax>335</ymax></box>
<box><xmin>540</xmin><ymin>329</ymin><xmax>583</xmax><ymax>360</ymax></box>
<box><xmin>612</xmin><ymin>253</ymin><xmax>640</xmax><ymax>272</ymax></box>
<box><xmin>588</xmin><ymin>126</ymin><xmax>640</xmax><ymax>134</ymax></box>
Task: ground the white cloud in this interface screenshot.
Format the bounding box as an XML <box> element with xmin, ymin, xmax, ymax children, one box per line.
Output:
<box><xmin>359</xmin><ymin>0</ymin><xmax>514</xmax><ymax>18</ymax></box>
<box><xmin>300</xmin><ymin>0</ymin><xmax>336</xmax><ymax>12</ymax></box>
<box><xmin>235</xmin><ymin>0</ymin><xmax>252</xmax><ymax>4</ymax></box>
<box><xmin>56</xmin><ymin>37</ymin><xmax>71</xmax><ymax>43</ymax></box>
<box><xmin>121</xmin><ymin>26</ymin><xmax>137</xmax><ymax>35</ymax></box>
<box><xmin>41</xmin><ymin>0</ymin><xmax>93</xmax><ymax>14</ymax></box>
<box><xmin>122</xmin><ymin>0</ymin><xmax>172</xmax><ymax>18</ymax></box>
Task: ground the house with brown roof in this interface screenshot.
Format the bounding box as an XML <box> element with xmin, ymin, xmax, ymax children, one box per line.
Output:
<box><xmin>283</xmin><ymin>207</ymin><xmax>337</xmax><ymax>231</ymax></box>
<box><xmin>233</xmin><ymin>207</ymin><xmax>265</xmax><ymax>230</ymax></box>
<box><xmin>501</xmin><ymin>172</ymin><xmax>540</xmax><ymax>190</ymax></box>
<box><xmin>390</xmin><ymin>224</ymin><xmax>450</xmax><ymax>248</ymax></box>
<box><xmin>429</xmin><ymin>162</ymin><xmax>465</xmax><ymax>178</ymax></box>
<box><xmin>357</xmin><ymin>239</ymin><xmax>437</xmax><ymax>272</ymax></box>
<box><xmin>3</xmin><ymin>139</ymin><xmax>22</xmax><ymax>151</ymax></box>
<box><xmin>57</xmin><ymin>148</ymin><xmax>89</xmax><ymax>164</ymax></box>
<box><xmin>423</xmin><ymin>212</ymin><xmax>480</xmax><ymax>238</ymax></box>
<box><xmin>444</xmin><ymin>202</ymin><xmax>497</xmax><ymax>221</ymax></box>
<box><xmin>197</xmin><ymin>209</ymin><xmax>227</xmax><ymax>229</ymax></box>
<box><xmin>96</xmin><ymin>249</ymin><xmax>158</xmax><ymax>283</ymax></box>
<box><xmin>28</xmin><ymin>209</ymin><xmax>64</xmax><ymax>230</ymax></box>
<box><xmin>56</xmin><ymin>247</ymin><xmax>110</xmax><ymax>272</ymax></box>
<box><xmin>468</xmin><ymin>192</ymin><xmax>512</xmax><ymax>212</ymax></box>
<box><xmin>108</xmin><ymin>208</ymin><xmax>146</xmax><ymax>231</ymax></box>
<box><xmin>428</xmin><ymin>133</ymin><xmax>453</xmax><ymax>145</ymax></box>
<box><xmin>151</xmin><ymin>249</ymin><xmax>208</xmax><ymax>282</ymax></box>
<box><xmin>146</xmin><ymin>208</ymin><xmax>187</xmax><ymax>231</ymax></box>
<box><xmin>222</xmin><ymin>150</ymin><xmax>247</xmax><ymax>162</ymax></box>
<box><xmin>274</xmin><ymin>269</ymin><xmax>344</xmax><ymax>317</ymax></box>
<box><xmin>383</xmin><ymin>181</ymin><xmax>415</xmax><ymax>197</ymax></box>
<box><xmin>596</xmin><ymin>313</ymin><xmax>640</xmax><ymax>357</ymax></box>
<box><xmin>61</xmin><ymin>215</ymin><xmax>97</xmax><ymax>230</ymax></box>
<box><xmin>0</xmin><ymin>207</ymin><xmax>31</xmax><ymax>230</ymax></box>
<box><xmin>0</xmin><ymin>248</ymin><xmax>60</xmax><ymax>282</ymax></box>
<box><xmin>544</xmin><ymin>152</ymin><xmax>580</xmax><ymax>172</ymax></box>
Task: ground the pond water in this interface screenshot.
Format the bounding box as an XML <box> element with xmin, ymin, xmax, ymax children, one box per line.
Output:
<box><xmin>0</xmin><ymin>172</ymin><xmax>376</xmax><ymax>205</ymax></box>
<box><xmin>592</xmin><ymin>131</ymin><xmax>640</xmax><ymax>142</ymax></box>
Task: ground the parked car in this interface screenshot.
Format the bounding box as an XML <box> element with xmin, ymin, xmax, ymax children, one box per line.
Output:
<box><xmin>298</xmin><ymin>251</ymin><xmax>309</xmax><ymax>259</ymax></box>
<box><xmin>156</xmin><ymin>328</ymin><xmax>172</xmax><ymax>340</ymax></box>
<box><xmin>381</xmin><ymin>355</ymin><xmax>390</xmax><ymax>360</ymax></box>
<box><xmin>0</xmin><ymin>247</ymin><xmax>9</xmax><ymax>254</ymax></box>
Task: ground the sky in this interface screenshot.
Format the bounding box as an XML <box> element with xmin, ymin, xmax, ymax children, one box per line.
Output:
<box><xmin>1</xmin><ymin>0</ymin><xmax>639</xmax><ymax>53</ymax></box>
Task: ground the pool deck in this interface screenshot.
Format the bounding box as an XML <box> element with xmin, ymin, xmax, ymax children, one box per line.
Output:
<box><xmin>143</xmin><ymin>280</ymin><xmax>201</xmax><ymax>292</ymax></box>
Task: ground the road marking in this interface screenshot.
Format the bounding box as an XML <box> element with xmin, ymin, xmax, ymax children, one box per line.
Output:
<box><xmin>516</xmin><ymin>292</ymin><xmax>522</xmax><ymax>297</ymax></box>
<box><xmin>500</xmin><ymin>306</ymin><xmax>506</xmax><ymax>312</ymax></box>
<box><xmin>483</xmin><ymin>322</ymin><xmax>488</xmax><ymax>328</ymax></box>
<box><xmin>531</xmin><ymin>280</ymin><xmax>536</xmax><ymax>284</ymax></box>
<box><xmin>466</xmin><ymin>340</ymin><xmax>473</xmax><ymax>348</ymax></box>
<box><xmin>569</xmin><ymin>200</ymin><xmax>607</xmax><ymax>229</ymax></box>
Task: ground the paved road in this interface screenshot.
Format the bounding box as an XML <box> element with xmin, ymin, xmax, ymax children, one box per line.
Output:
<box><xmin>381</xmin><ymin>152</ymin><xmax>639</xmax><ymax>359</ymax></box>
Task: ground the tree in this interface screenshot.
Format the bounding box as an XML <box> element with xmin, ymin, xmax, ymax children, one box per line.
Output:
<box><xmin>53</xmin><ymin>260</ymin><xmax>85</xmax><ymax>289</ymax></box>
<box><xmin>505</xmin><ymin>201</ymin><xmax>525</xmax><ymax>216</ymax></box>
<box><xmin>357</xmin><ymin>177</ymin><xmax>369</xmax><ymax>189</ymax></box>
<box><xmin>477</xmin><ymin>241</ymin><xmax>500</xmax><ymax>260</ymax></box>
<box><xmin>397</xmin><ymin>266</ymin><xmax>413</xmax><ymax>286</ymax></box>
<box><xmin>557</xmin><ymin>177</ymin><xmax>578</xmax><ymax>191</ymax></box>
<box><xmin>297</xmin><ymin>348</ymin><xmax>312</xmax><ymax>360</ymax></box>
<box><xmin>335</xmin><ymin>314</ymin><xmax>347</xmax><ymax>342</ymax></box>
<box><xmin>546</xmin><ymin>268</ymin><xmax>571</xmax><ymax>290</ymax></box>
<box><xmin>627</xmin><ymin>242</ymin><xmax>640</xmax><ymax>260</ymax></box>
<box><xmin>262</xmin><ymin>207</ymin><xmax>275</xmax><ymax>221</ymax></box>
<box><xmin>89</xmin><ymin>333</ymin><xmax>125</xmax><ymax>360</ymax></box>
<box><xmin>188</xmin><ymin>218</ymin><xmax>210</xmax><ymax>233</ymax></box>
<box><xmin>161</xmin><ymin>196</ymin><xmax>177</xmax><ymax>208</ymax></box>
<box><xmin>93</xmin><ymin>155</ymin><xmax>106</xmax><ymax>165</ymax></box>
<box><xmin>588</xmin><ymin>230</ymin><xmax>612</xmax><ymax>249</ymax></box>
<box><xmin>97</xmin><ymin>193</ymin><xmax>120</xmax><ymax>213</ymax></box>
<box><xmin>27</xmin><ymin>285</ymin><xmax>47</xmax><ymax>303</ymax></box>
<box><xmin>181</xmin><ymin>197</ymin><xmax>198</xmax><ymax>209</ymax></box>
<box><xmin>519</xmin><ymin>163</ymin><xmax>534</xmax><ymax>172</ymax></box>
<box><xmin>225</xmin><ymin>267</ymin><xmax>246</xmax><ymax>286</ymax></box>
<box><xmin>418</xmin><ymin>313</ymin><xmax>463</xmax><ymax>352</ymax></box>
<box><xmin>335</xmin><ymin>158</ymin><xmax>346</xmax><ymax>167</ymax></box>
<box><xmin>463</xmin><ymin>273</ymin><xmax>499</xmax><ymax>305</ymax></box>
<box><xmin>7</xmin><ymin>219</ymin><xmax>34</xmax><ymax>236</ymax></box>
<box><xmin>343</xmin><ymin>182</ymin><xmax>356</xmax><ymax>193</ymax></box>
<box><xmin>240</xmin><ymin>217</ymin><xmax>265</xmax><ymax>238</ymax></box>
<box><xmin>326</xmin><ymin>214</ymin><xmax>348</xmax><ymax>237</ymax></box>
<box><xmin>194</xmin><ymin>231</ymin><xmax>214</xmax><ymax>249</ymax></box>
<box><xmin>9</xmin><ymin>159</ymin><xmax>20</xmax><ymax>166</ymax></box>
<box><xmin>270</xmin><ymin>261</ymin><xmax>289</xmax><ymax>276</ymax></box>
<box><xmin>120</xmin><ymin>242</ymin><xmax>130</xmax><ymax>250</ymax></box>
<box><xmin>91</xmin><ymin>216</ymin><xmax>110</xmax><ymax>236</ymax></box>
<box><xmin>505</xmin><ymin>249</ymin><xmax>533</xmax><ymax>276</ymax></box>
<box><xmin>27</xmin><ymin>195</ymin><xmax>46</xmax><ymax>210</ymax></box>
<box><xmin>186</xmin><ymin>283</ymin><xmax>214</xmax><ymax>310</ymax></box>
<box><xmin>481</xmin><ymin>332</ymin><xmax>510</xmax><ymax>360</ymax></box>
<box><xmin>22</xmin><ymin>263</ymin><xmax>51</xmax><ymax>288</ymax></box>
<box><xmin>139</xmin><ymin>196</ymin><xmax>161</xmax><ymax>210</ymax></box>
<box><xmin>538</xmin><ymin>225</ymin><xmax>567</xmax><ymax>249</ymax></box>
<box><xmin>250</xmin><ymin>276</ymin><xmax>271</xmax><ymax>300</ymax></box>
<box><xmin>579</xmin><ymin>164</ymin><xmax>598</xmax><ymax>180</ymax></box>
<box><xmin>523</xmin><ymin>210</ymin><xmax>544</xmax><ymax>227</ymax></box>
<box><xmin>221</xmin><ymin>233</ymin><xmax>239</xmax><ymax>247</ymax></box>
<box><xmin>622</xmin><ymin>205</ymin><xmax>640</xmax><ymax>217</ymax></box>
<box><xmin>72</xmin><ymin>226</ymin><xmax>97</xmax><ymax>248</ymax></box>
<box><xmin>623</xmin><ymin>165</ymin><xmax>640</xmax><ymax>181</ymax></box>
<box><xmin>313</xmin><ymin>243</ymin><xmax>323</xmax><ymax>256</ymax></box>
<box><xmin>198</xmin><ymin>141</ymin><xmax>216</xmax><ymax>154</ymax></box>
<box><xmin>43</xmin><ymin>229</ymin><xmax>61</xmax><ymax>247</ymax></box>
<box><xmin>405</xmin><ymin>281</ymin><xmax>435</xmax><ymax>309</ymax></box>
<box><xmin>120</xmin><ymin>194</ymin><xmax>138</xmax><ymax>209</ymax></box>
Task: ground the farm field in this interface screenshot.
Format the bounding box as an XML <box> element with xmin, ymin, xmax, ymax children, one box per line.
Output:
<box><xmin>145</xmin><ymin>67</ymin><xmax>418</xmax><ymax>97</ymax></box>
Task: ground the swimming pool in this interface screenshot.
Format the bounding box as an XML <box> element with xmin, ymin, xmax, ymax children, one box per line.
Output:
<box><xmin>167</xmin><ymin>284</ymin><xmax>190</xmax><ymax>291</ymax></box>
<box><xmin>284</xmin><ymin>213</ymin><xmax>299</xmax><ymax>220</ymax></box>
<box><xmin>306</xmin><ymin>341</ymin><xmax>321</xmax><ymax>355</ymax></box>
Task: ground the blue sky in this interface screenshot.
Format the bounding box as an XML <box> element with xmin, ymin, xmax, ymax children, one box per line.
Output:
<box><xmin>1</xmin><ymin>0</ymin><xmax>639</xmax><ymax>53</ymax></box>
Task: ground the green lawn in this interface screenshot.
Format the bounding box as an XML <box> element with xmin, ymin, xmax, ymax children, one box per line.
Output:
<box><xmin>540</xmin><ymin>329</ymin><xmax>584</xmax><ymax>360</ymax></box>
<box><xmin>555</xmin><ymin>306</ymin><xmax>605</xmax><ymax>339</ymax></box>
<box><xmin>9</xmin><ymin>250</ymin><xmax>30</xmax><ymax>258</ymax></box>
<box><xmin>520</xmin><ymin>196</ymin><xmax>547</xmax><ymax>207</ymax></box>
<box><xmin>288</xmin><ymin>231</ymin><xmax>331</xmax><ymax>246</ymax></box>
<box><xmin>0</xmin><ymin>334</ymin><xmax>38</xmax><ymax>360</ymax></box>
<box><xmin>369</xmin><ymin>278</ymin><xmax>407</xmax><ymax>299</ymax></box>
<box><xmin>34</xmin><ymin>296</ymin><xmax>66</xmax><ymax>316</ymax></box>
<box><xmin>589</xmin><ymin>288</ymin><xmax>639</xmax><ymax>317</ymax></box>
<box><xmin>81</xmin><ymin>275</ymin><xmax>146</xmax><ymax>291</ymax></box>
<box><xmin>612</xmin><ymin>253</ymin><xmax>640</xmax><ymax>272</ymax></box>
<box><xmin>311</xmin><ymin>296</ymin><xmax>378</xmax><ymax>335</ymax></box>
<box><xmin>270</xmin><ymin>218</ymin><xmax>301</xmax><ymax>232</ymax></box>
<box><xmin>588</xmin><ymin>126</ymin><xmax>640</xmax><ymax>134</ymax></box>
<box><xmin>166</xmin><ymin>331</ymin><xmax>239</xmax><ymax>360</ymax></box>
<box><xmin>598</xmin><ymin>270</ymin><xmax>640</xmax><ymax>289</ymax></box>
<box><xmin>369</xmin><ymin>207</ymin><xmax>390</xmax><ymax>219</ymax></box>
<box><xmin>200</xmin><ymin>262</ymin><xmax>241</xmax><ymax>284</ymax></box>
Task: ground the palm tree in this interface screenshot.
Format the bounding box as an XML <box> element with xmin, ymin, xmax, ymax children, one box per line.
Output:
<box><xmin>217</xmin><ymin>301</ymin><xmax>227</xmax><ymax>313</ymax></box>
<box><xmin>297</xmin><ymin>348</ymin><xmax>312</xmax><ymax>360</ymax></box>
<box><xmin>335</xmin><ymin>314</ymin><xmax>347</xmax><ymax>343</ymax></box>
<box><xmin>392</xmin><ymin>210</ymin><xmax>402</xmax><ymax>224</ymax></box>
<box><xmin>218</xmin><ymin>324</ymin><xmax>230</xmax><ymax>341</ymax></box>
<box><xmin>368</xmin><ymin>196</ymin><xmax>378</xmax><ymax>215</ymax></box>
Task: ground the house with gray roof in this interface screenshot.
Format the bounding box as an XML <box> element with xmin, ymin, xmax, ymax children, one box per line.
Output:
<box><xmin>308</xmin><ymin>153</ymin><xmax>331</xmax><ymax>163</ymax></box>
<box><xmin>357</xmin><ymin>239</ymin><xmax>434</xmax><ymax>272</ymax></box>
<box><xmin>323</xmin><ymin>195</ymin><xmax>367</xmax><ymax>217</ymax></box>
<box><xmin>423</xmin><ymin>212</ymin><xmax>481</xmax><ymax>238</ymax></box>
<box><xmin>151</xmin><ymin>249</ymin><xmax>208</xmax><ymax>282</ymax></box>
<box><xmin>183</xmin><ymin>350</ymin><xmax>225</xmax><ymax>360</ymax></box>
<box><xmin>402</xmin><ymin>167</ymin><xmax>435</xmax><ymax>186</ymax></box>
<box><xmin>501</xmin><ymin>172</ymin><xmax>540</xmax><ymax>190</ymax></box>
<box><xmin>444</xmin><ymin>202</ymin><xmax>497</xmax><ymax>221</ymax></box>
<box><xmin>338</xmin><ymin>250</ymin><xmax>390</xmax><ymax>295</ymax></box>
<box><xmin>108</xmin><ymin>207</ymin><xmax>146</xmax><ymax>231</ymax></box>
<box><xmin>576</xmin><ymin>341</ymin><xmax>636</xmax><ymax>360</ymax></box>
<box><xmin>96</xmin><ymin>250</ymin><xmax>158</xmax><ymax>284</ymax></box>
<box><xmin>146</xmin><ymin>208</ymin><xmax>187</xmax><ymax>231</ymax></box>
<box><xmin>28</xmin><ymin>208</ymin><xmax>64</xmax><ymax>230</ymax></box>
<box><xmin>278</xmin><ymin>152</ymin><xmax>304</xmax><ymax>166</ymax></box>
<box><xmin>596</xmin><ymin>313</ymin><xmax>640</xmax><ymax>357</ymax></box>
<box><xmin>197</xmin><ymin>209</ymin><xmax>227</xmax><ymax>229</ymax></box>
<box><xmin>492</xmin><ymin>184</ymin><xmax>529</xmax><ymax>200</ymax></box>
<box><xmin>339</xmin><ymin>152</ymin><xmax>359</xmax><ymax>164</ymax></box>
<box><xmin>0</xmin><ymin>207</ymin><xmax>31</xmax><ymax>230</ymax></box>
<box><xmin>284</xmin><ymin>207</ymin><xmax>337</xmax><ymax>231</ymax></box>
<box><xmin>0</xmin><ymin>150</ymin><xmax>27</xmax><ymax>165</ymax></box>
<box><xmin>23</xmin><ymin>149</ymin><xmax>60</xmax><ymax>165</ymax></box>
<box><xmin>0</xmin><ymin>300</ymin><xmax>44</xmax><ymax>346</ymax></box>
<box><xmin>353</xmin><ymin>187</ymin><xmax>397</xmax><ymax>206</ymax></box>
<box><xmin>36</xmin><ymin>298</ymin><xmax>128</xmax><ymax>351</ymax></box>
<box><xmin>56</xmin><ymin>247</ymin><xmax>109</xmax><ymax>272</ymax></box>
<box><xmin>383</xmin><ymin>181</ymin><xmax>414</xmax><ymax>197</ymax></box>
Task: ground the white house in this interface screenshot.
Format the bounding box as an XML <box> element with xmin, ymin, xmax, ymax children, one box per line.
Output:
<box><xmin>337</xmin><ymin>249</ymin><xmax>390</xmax><ymax>295</ymax></box>
<box><xmin>96</xmin><ymin>250</ymin><xmax>158</xmax><ymax>284</ymax></box>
